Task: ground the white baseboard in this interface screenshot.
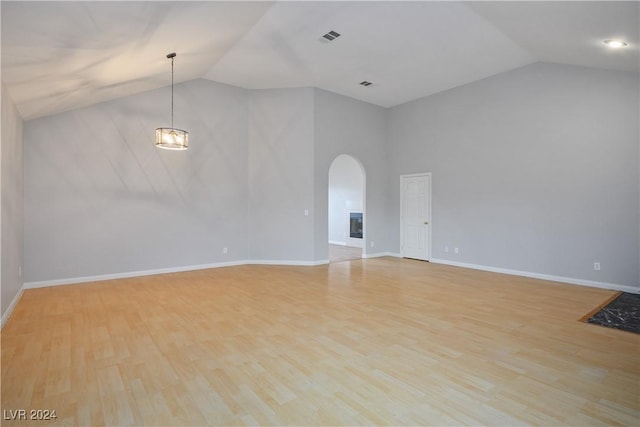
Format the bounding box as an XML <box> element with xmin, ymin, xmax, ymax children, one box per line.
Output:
<box><xmin>430</xmin><ymin>258</ymin><xmax>639</xmax><ymax>294</ymax></box>
<box><xmin>23</xmin><ymin>259</ymin><xmax>330</xmax><ymax>290</ymax></box>
<box><xmin>23</xmin><ymin>260</ymin><xmax>247</xmax><ymax>289</ymax></box>
<box><xmin>328</xmin><ymin>241</ymin><xmax>346</xmax><ymax>246</ymax></box>
<box><xmin>21</xmin><ymin>256</ymin><xmax>638</xmax><ymax>296</ymax></box>
<box><xmin>248</xmin><ymin>259</ymin><xmax>330</xmax><ymax>266</ymax></box>
<box><xmin>363</xmin><ymin>251</ymin><xmax>401</xmax><ymax>259</ymax></box>
<box><xmin>1</xmin><ymin>286</ymin><xmax>24</xmax><ymax>329</ymax></box>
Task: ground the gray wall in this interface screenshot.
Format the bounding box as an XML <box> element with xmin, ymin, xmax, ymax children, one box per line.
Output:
<box><xmin>388</xmin><ymin>62</ymin><xmax>640</xmax><ymax>288</ymax></box>
<box><xmin>313</xmin><ymin>89</ymin><xmax>389</xmax><ymax>260</ymax></box>
<box><xmin>20</xmin><ymin>63</ymin><xmax>640</xmax><ymax>290</ymax></box>
<box><xmin>23</xmin><ymin>83</ymin><xmax>384</xmax><ymax>280</ymax></box>
<box><xmin>248</xmin><ymin>88</ymin><xmax>315</xmax><ymax>261</ymax></box>
<box><xmin>1</xmin><ymin>83</ymin><xmax>24</xmax><ymax>318</ymax></box>
<box><xmin>24</xmin><ymin>79</ymin><xmax>250</xmax><ymax>282</ymax></box>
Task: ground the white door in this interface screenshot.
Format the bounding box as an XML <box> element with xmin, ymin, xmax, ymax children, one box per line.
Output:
<box><xmin>400</xmin><ymin>173</ymin><xmax>431</xmax><ymax>261</ymax></box>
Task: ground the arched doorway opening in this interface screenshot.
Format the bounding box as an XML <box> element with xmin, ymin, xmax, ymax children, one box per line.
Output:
<box><xmin>328</xmin><ymin>155</ymin><xmax>365</xmax><ymax>263</ymax></box>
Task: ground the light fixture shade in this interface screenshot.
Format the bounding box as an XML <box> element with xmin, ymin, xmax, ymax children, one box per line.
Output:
<box><xmin>155</xmin><ymin>127</ymin><xmax>189</xmax><ymax>150</ymax></box>
<box><xmin>603</xmin><ymin>39</ymin><xmax>628</xmax><ymax>48</ymax></box>
<box><xmin>156</xmin><ymin>52</ymin><xmax>189</xmax><ymax>150</ymax></box>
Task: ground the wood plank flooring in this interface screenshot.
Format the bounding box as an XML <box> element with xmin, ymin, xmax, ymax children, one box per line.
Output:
<box><xmin>328</xmin><ymin>244</ymin><xmax>362</xmax><ymax>263</ymax></box>
<box><xmin>2</xmin><ymin>257</ymin><xmax>639</xmax><ymax>426</ymax></box>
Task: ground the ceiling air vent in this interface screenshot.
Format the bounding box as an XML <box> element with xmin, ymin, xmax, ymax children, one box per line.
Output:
<box><xmin>360</xmin><ymin>81</ymin><xmax>373</xmax><ymax>87</ymax></box>
<box><xmin>320</xmin><ymin>30</ymin><xmax>341</xmax><ymax>42</ymax></box>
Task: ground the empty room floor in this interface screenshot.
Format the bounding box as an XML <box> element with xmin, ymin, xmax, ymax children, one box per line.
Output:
<box><xmin>329</xmin><ymin>244</ymin><xmax>363</xmax><ymax>263</ymax></box>
<box><xmin>1</xmin><ymin>258</ymin><xmax>639</xmax><ymax>426</ymax></box>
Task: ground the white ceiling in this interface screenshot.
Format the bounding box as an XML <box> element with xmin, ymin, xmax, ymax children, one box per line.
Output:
<box><xmin>2</xmin><ymin>1</ymin><xmax>638</xmax><ymax>120</ymax></box>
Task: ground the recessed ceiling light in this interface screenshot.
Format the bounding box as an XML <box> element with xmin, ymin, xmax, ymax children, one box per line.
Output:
<box><xmin>603</xmin><ymin>39</ymin><xmax>628</xmax><ymax>48</ymax></box>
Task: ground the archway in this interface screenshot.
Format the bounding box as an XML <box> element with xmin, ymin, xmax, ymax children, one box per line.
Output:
<box><xmin>328</xmin><ymin>155</ymin><xmax>366</xmax><ymax>263</ymax></box>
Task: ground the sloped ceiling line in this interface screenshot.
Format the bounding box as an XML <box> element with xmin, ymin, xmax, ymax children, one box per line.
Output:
<box><xmin>1</xmin><ymin>1</ymin><xmax>637</xmax><ymax>120</ymax></box>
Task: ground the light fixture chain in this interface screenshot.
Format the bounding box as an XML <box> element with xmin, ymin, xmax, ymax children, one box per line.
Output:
<box><xmin>171</xmin><ymin>55</ymin><xmax>174</xmax><ymax>129</ymax></box>
<box><xmin>155</xmin><ymin>52</ymin><xmax>187</xmax><ymax>150</ymax></box>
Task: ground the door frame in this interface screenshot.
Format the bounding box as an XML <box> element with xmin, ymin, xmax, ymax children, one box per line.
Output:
<box><xmin>328</xmin><ymin>154</ymin><xmax>367</xmax><ymax>258</ymax></box>
<box><xmin>400</xmin><ymin>172</ymin><xmax>432</xmax><ymax>261</ymax></box>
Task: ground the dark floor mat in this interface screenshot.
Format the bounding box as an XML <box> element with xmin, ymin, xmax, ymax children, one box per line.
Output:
<box><xmin>586</xmin><ymin>292</ymin><xmax>640</xmax><ymax>334</ymax></box>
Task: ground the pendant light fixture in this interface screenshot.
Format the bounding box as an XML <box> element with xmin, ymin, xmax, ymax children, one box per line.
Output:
<box><xmin>155</xmin><ymin>52</ymin><xmax>189</xmax><ymax>150</ymax></box>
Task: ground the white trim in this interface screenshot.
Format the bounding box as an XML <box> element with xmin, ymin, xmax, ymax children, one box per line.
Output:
<box><xmin>400</xmin><ymin>172</ymin><xmax>432</xmax><ymax>261</ymax></box>
<box><xmin>329</xmin><ymin>240</ymin><xmax>347</xmax><ymax>246</ymax></box>
<box><xmin>23</xmin><ymin>259</ymin><xmax>331</xmax><ymax>289</ymax></box>
<box><xmin>430</xmin><ymin>258</ymin><xmax>640</xmax><ymax>294</ymax></box>
<box><xmin>1</xmin><ymin>286</ymin><xmax>24</xmax><ymax>329</ymax></box>
<box><xmin>248</xmin><ymin>259</ymin><xmax>330</xmax><ymax>266</ymax></box>
<box><xmin>22</xmin><ymin>256</ymin><xmax>636</xmax><ymax>296</ymax></box>
<box><xmin>363</xmin><ymin>252</ymin><xmax>401</xmax><ymax>259</ymax></box>
<box><xmin>24</xmin><ymin>260</ymin><xmax>247</xmax><ymax>289</ymax></box>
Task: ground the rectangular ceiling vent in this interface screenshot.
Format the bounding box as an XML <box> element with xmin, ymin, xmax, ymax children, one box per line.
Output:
<box><xmin>360</xmin><ymin>81</ymin><xmax>373</xmax><ymax>87</ymax></box>
<box><xmin>320</xmin><ymin>30</ymin><xmax>341</xmax><ymax>42</ymax></box>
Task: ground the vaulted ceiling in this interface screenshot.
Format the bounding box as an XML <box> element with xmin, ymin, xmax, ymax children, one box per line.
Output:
<box><xmin>2</xmin><ymin>1</ymin><xmax>638</xmax><ymax>120</ymax></box>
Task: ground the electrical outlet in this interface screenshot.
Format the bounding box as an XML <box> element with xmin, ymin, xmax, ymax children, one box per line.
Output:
<box><xmin>223</xmin><ymin>247</ymin><xmax>228</xmax><ymax>254</ymax></box>
<box><xmin>444</xmin><ymin>246</ymin><xmax>449</xmax><ymax>253</ymax></box>
<box><xmin>370</xmin><ymin>241</ymin><xmax>374</xmax><ymax>248</ymax></box>
<box><xmin>593</xmin><ymin>262</ymin><xmax>600</xmax><ymax>271</ymax></box>
<box><xmin>304</xmin><ymin>209</ymin><xmax>309</xmax><ymax>216</ymax></box>
<box><xmin>19</xmin><ymin>266</ymin><xmax>22</xmax><ymax>277</ymax></box>
<box><xmin>454</xmin><ymin>247</ymin><xmax>459</xmax><ymax>254</ymax></box>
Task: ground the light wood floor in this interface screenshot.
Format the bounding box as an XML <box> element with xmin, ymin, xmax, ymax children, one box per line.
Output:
<box><xmin>2</xmin><ymin>257</ymin><xmax>639</xmax><ymax>426</ymax></box>
<box><xmin>329</xmin><ymin>244</ymin><xmax>362</xmax><ymax>263</ymax></box>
